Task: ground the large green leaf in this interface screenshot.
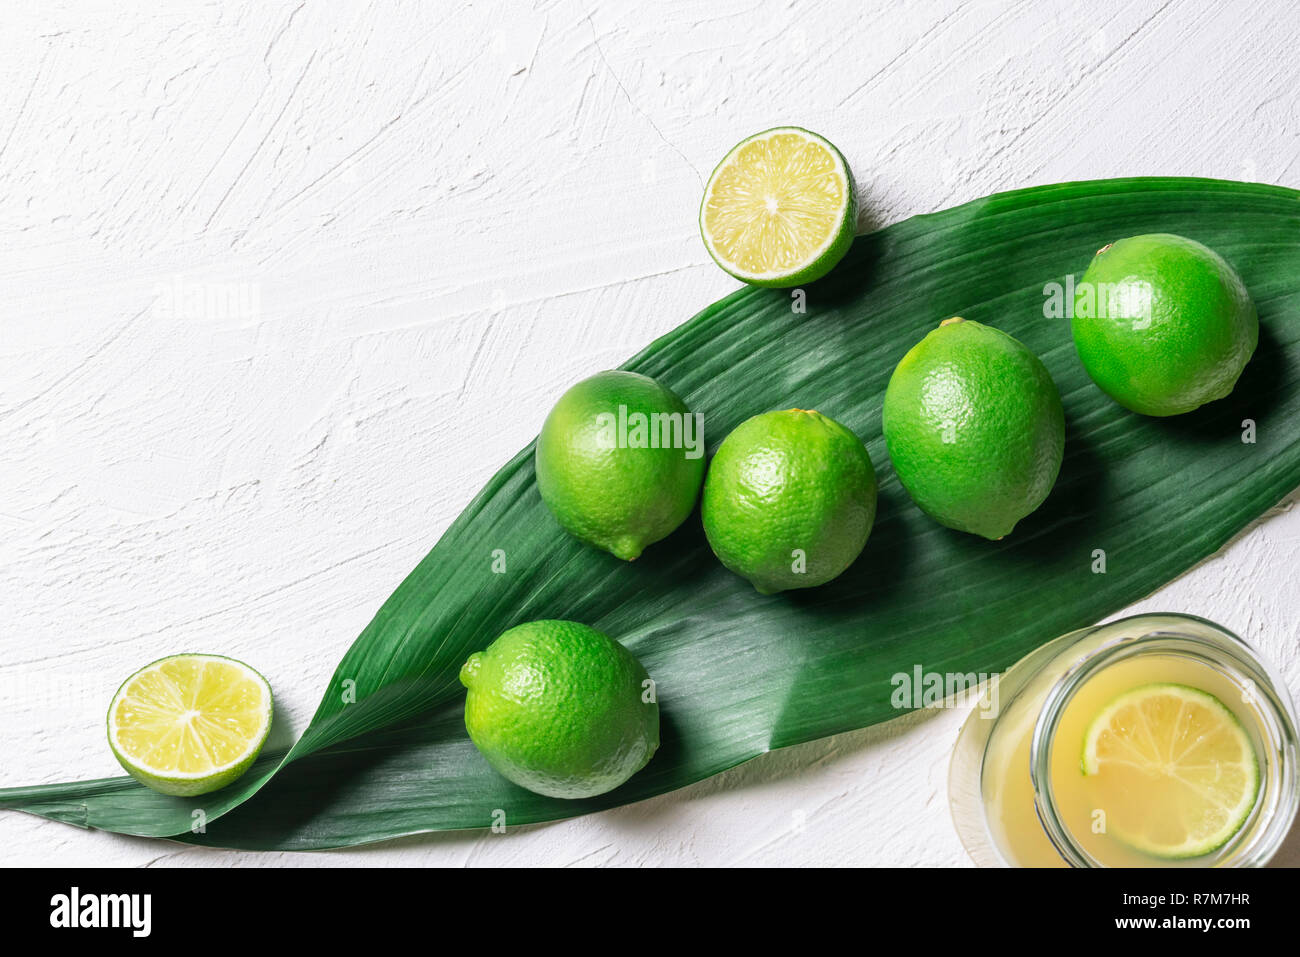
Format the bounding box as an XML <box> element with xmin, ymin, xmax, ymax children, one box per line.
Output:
<box><xmin>5</xmin><ymin>177</ymin><xmax>1299</xmax><ymax>849</ymax></box>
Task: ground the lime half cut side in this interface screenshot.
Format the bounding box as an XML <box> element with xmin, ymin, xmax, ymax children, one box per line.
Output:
<box><xmin>107</xmin><ymin>653</ymin><xmax>273</xmax><ymax>797</ymax></box>
<box><xmin>1081</xmin><ymin>683</ymin><xmax>1259</xmax><ymax>859</ymax></box>
<box><xmin>699</xmin><ymin>127</ymin><xmax>856</xmax><ymax>288</ymax></box>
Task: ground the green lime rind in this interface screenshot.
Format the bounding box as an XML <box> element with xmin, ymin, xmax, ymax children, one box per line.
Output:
<box><xmin>459</xmin><ymin>620</ymin><xmax>659</xmax><ymax>799</ymax></box>
<box><xmin>1071</xmin><ymin>233</ymin><xmax>1259</xmax><ymax>417</ymax></box>
<box><xmin>1080</xmin><ymin>682</ymin><xmax>1260</xmax><ymax>860</ymax></box>
<box><xmin>699</xmin><ymin>126</ymin><xmax>857</xmax><ymax>288</ymax></box>
<box><xmin>882</xmin><ymin>318</ymin><xmax>1065</xmax><ymax>540</ymax></box>
<box><xmin>701</xmin><ymin>408</ymin><xmax>877</xmax><ymax>594</ymax></box>
<box><xmin>535</xmin><ymin>371</ymin><xmax>705</xmax><ymax>561</ymax></box>
<box><xmin>106</xmin><ymin>653</ymin><xmax>273</xmax><ymax>798</ymax></box>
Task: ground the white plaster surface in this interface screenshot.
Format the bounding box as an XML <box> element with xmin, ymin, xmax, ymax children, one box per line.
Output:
<box><xmin>2</xmin><ymin>0</ymin><xmax>1299</xmax><ymax>867</ymax></box>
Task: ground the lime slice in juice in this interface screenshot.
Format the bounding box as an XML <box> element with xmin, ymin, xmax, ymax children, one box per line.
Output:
<box><xmin>699</xmin><ymin>127</ymin><xmax>856</xmax><ymax>288</ymax></box>
<box><xmin>107</xmin><ymin>653</ymin><xmax>273</xmax><ymax>797</ymax></box>
<box><xmin>1081</xmin><ymin>682</ymin><xmax>1258</xmax><ymax>859</ymax></box>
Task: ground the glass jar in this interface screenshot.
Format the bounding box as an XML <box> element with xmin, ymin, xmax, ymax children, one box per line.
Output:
<box><xmin>948</xmin><ymin>613</ymin><xmax>1300</xmax><ymax>867</ymax></box>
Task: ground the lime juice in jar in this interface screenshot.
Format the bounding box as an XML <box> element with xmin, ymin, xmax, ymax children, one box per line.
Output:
<box><xmin>949</xmin><ymin>614</ymin><xmax>1299</xmax><ymax>867</ymax></box>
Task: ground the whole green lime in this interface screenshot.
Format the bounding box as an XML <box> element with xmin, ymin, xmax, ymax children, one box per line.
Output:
<box><xmin>536</xmin><ymin>371</ymin><xmax>705</xmax><ymax>560</ymax></box>
<box><xmin>1072</xmin><ymin>233</ymin><xmax>1258</xmax><ymax>416</ymax></box>
<box><xmin>459</xmin><ymin>620</ymin><xmax>659</xmax><ymax>799</ymax></box>
<box><xmin>882</xmin><ymin>318</ymin><xmax>1064</xmax><ymax>540</ymax></box>
<box><xmin>701</xmin><ymin>409</ymin><xmax>876</xmax><ymax>594</ymax></box>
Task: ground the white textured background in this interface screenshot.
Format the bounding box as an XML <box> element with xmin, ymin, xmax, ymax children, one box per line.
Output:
<box><xmin>3</xmin><ymin>0</ymin><xmax>1299</xmax><ymax>867</ymax></box>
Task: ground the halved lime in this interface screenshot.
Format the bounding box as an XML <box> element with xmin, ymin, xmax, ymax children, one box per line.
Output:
<box><xmin>1081</xmin><ymin>683</ymin><xmax>1259</xmax><ymax>859</ymax></box>
<box><xmin>699</xmin><ymin>127</ymin><xmax>856</xmax><ymax>288</ymax></box>
<box><xmin>107</xmin><ymin>653</ymin><xmax>273</xmax><ymax>797</ymax></box>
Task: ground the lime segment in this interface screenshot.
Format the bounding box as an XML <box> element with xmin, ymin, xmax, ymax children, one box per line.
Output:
<box><xmin>1081</xmin><ymin>683</ymin><xmax>1258</xmax><ymax>859</ymax></box>
<box><xmin>700</xmin><ymin>127</ymin><xmax>855</xmax><ymax>287</ymax></box>
<box><xmin>108</xmin><ymin>653</ymin><xmax>273</xmax><ymax>797</ymax></box>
